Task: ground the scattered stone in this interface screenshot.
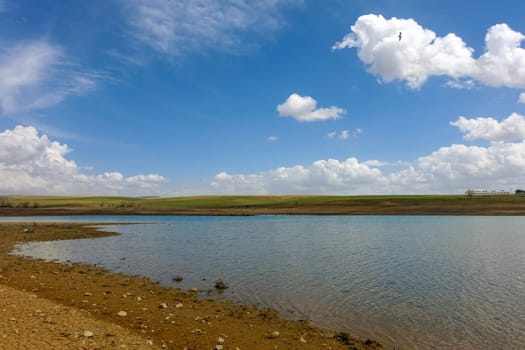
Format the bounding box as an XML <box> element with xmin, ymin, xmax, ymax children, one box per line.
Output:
<box><xmin>190</xmin><ymin>288</ymin><xmax>199</xmax><ymax>293</ymax></box>
<box><xmin>217</xmin><ymin>336</ymin><xmax>225</xmax><ymax>343</ymax></box>
<box><xmin>159</xmin><ymin>303</ymin><xmax>168</xmax><ymax>309</ymax></box>
<box><xmin>117</xmin><ymin>311</ymin><xmax>128</xmax><ymax>317</ymax></box>
<box><xmin>214</xmin><ymin>279</ymin><xmax>228</xmax><ymax>290</ymax></box>
<box><xmin>175</xmin><ymin>303</ymin><xmax>183</xmax><ymax>309</ymax></box>
<box><xmin>214</xmin><ymin>345</ymin><xmax>223</xmax><ymax>350</ymax></box>
<box><xmin>136</xmin><ymin>296</ymin><xmax>143</xmax><ymax>301</ymax></box>
<box><xmin>192</xmin><ymin>328</ymin><xmax>203</xmax><ymax>335</ymax></box>
<box><xmin>300</xmin><ymin>336</ymin><xmax>307</xmax><ymax>343</ymax></box>
<box><xmin>172</xmin><ymin>275</ymin><xmax>183</xmax><ymax>282</ymax></box>
<box><xmin>83</xmin><ymin>330</ymin><xmax>94</xmax><ymax>338</ymax></box>
<box><xmin>268</xmin><ymin>331</ymin><xmax>280</xmax><ymax>339</ymax></box>
<box><xmin>84</xmin><ymin>292</ymin><xmax>92</xmax><ymax>297</ymax></box>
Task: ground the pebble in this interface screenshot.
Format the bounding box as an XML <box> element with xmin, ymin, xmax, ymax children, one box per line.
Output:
<box><xmin>269</xmin><ymin>331</ymin><xmax>280</xmax><ymax>339</ymax></box>
<box><xmin>83</xmin><ymin>330</ymin><xmax>94</xmax><ymax>338</ymax></box>
<box><xmin>159</xmin><ymin>303</ymin><xmax>168</xmax><ymax>309</ymax></box>
<box><xmin>217</xmin><ymin>336</ymin><xmax>225</xmax><ymax>343</ymax></box>
<box><xmin>175</xmin><ymin>303</ymin><xmax>183</xmax><ymax>309</ymax></box>
<box><xmin>192</xmin><ymin>329</ymin><xmax>203</xmax><ymax>335</ymax></box>
<box><xmin>117</xmin><ymin>311</ymin><xmax>128</xmax><ymax>317</ymax></box>
<box><xmin>84</xmin><ymin>292</ymin><xmax>92</xmax><ymax>296</ymax></box>
<box><xmin>300</xmin><ymin>336</ymin><xmax>307</xmax><ymax>343</ymax></box>
<box><xmin>214</xmin><ymin>279</ymin><xmax>228</xmax><ymax>290</ymax></box>
<box><xmin>214</xmin><ymin>345</ymin><xmax>223</xmax><ymax>350</ymax></box>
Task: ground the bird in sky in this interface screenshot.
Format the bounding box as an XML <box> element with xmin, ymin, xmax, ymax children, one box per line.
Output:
<box><xmin>398</xmin><ymin>31</ymin><xmax>402</xmax><ymax>41</ymax></box>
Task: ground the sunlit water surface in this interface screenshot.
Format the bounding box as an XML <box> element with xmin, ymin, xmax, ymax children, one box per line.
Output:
<box><xmin>8</xmin><ymin>215</ymin><xmax>525</xmax><ymax>349</ymax></box>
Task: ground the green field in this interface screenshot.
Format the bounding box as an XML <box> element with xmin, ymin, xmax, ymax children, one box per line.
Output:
<box><xmin>1</xmin><ymin>194</ymin><xmax>525</xmax><ymax>216</ymax></box>
<box><xmin>0</xmin><ymin>194</ymin><xmax>460</xmax><ymax>208</ymax></box>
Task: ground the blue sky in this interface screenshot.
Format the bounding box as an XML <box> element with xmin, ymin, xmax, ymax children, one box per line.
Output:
<box><xmin>1</xmin><ymin>0</ymin><xmax>525</xmax><ymax>195</ymax></box>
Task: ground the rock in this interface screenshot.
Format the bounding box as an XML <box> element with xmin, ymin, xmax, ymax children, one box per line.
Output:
<box><xmin>192</xmin><ymin>328</ymin><xmax>203</xmax><ymax>335</ymax></box>
<box><xmin>83</xmin><ymin>330</ymin><xmax>94</xmax><ymax>338</ymax></box>
<box><xmin>175</xmin><ymin>303</ymin><xmax>183</xmax><ymax>309</ymax></box>
<box><xmin>159</xmin><ymin>303</ymin><xmax>168</xmax><ymax>309</ymax></box>
<box><xmin>190</xmin><ymin>288</ymin><xmax>199</xmax><ymax>292</ymax></box>
<box><xmin>84</xmin><ymin>292</ymin><xmax>92</xmax><ymax>296</ymax></box>
<box><xmin>299</xmin><ymin>336</ymin><xmax>307</xmax><ymax>343</ymax></box>
<box><xmin>269</xmin><ymin>331</ymin><xmax>280</xmax><ymax>339</ymax></box>
<box><xmin>215</xmin><ymin>345</ymin><xmax>223</xmax><ymax>350</ymax></box>
<box><xmin>172</xmin><ymin>275</ymin><xmax>183</xmax><ymax>282</ymax></box>
<box><xmin>117</xmin><ymin>311</ymin><xmax>128</xmax><ymax>317</ymax></box>
<box><xmin>214</xmin><ymin>279</ymin><xmax>228</xmax><ymax>290</ymax></box>
<box><xmin>217</xmin><ymin>336</ymin><xmax>225</xmax><ymax>343</ymax></box>
<box><xmin>136</xmin><ymin>296</ymin><xmax>143</xmax><ymax>301</ymax></box>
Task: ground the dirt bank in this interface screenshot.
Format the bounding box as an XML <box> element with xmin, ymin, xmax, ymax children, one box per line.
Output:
<box><xmin>0</xmin><ymin>222</ymin><xmax>382</xmax><ymax>350</ymax></box>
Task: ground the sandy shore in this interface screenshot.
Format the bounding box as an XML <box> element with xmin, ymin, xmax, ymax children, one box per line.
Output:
<box><xmin>0</xmin><ymin>222</ymin><xmax>382</xmax><ymax>350</ymax></box>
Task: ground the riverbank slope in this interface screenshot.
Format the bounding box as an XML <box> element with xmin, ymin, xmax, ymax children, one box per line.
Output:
<box><xmin>0</xmin><ymin>222</ymin><xmax>381</xmax><ymax>350</ymax></box>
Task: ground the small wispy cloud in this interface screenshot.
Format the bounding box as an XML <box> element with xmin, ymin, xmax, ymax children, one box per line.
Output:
<box><xmin>0</xmin><ymin>39</ymin><xmax>100</xmax><ymax>115</ymax></box>
<box><xmin>267</xmin><ymin>135</ymin><xmax>279</xmax><ymax>142</ymax></box>
<box><xmin>519</xmin><ymin>92</ymin><xmax>525</xmax><ymax>104</ymax></box>
<box><xmin>121</xmin><ymin>0</ymin><xmax>300</xmax><ymax>56</ymax></box>
<box><xmin>278</xmin><ymin>93</ymin><xmax>345</xmax><ymax>122</ymax></box>
<box><xmin>328</xmin><ymin>128</ymin><xmax>362</xmax><ymax>140</ymax></box>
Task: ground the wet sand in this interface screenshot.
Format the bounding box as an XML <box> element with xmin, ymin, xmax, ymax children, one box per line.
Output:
<box><xmin>0</xmin><ymin>222</ymin><xmax>382</xmax><ymax>350</ymax></box>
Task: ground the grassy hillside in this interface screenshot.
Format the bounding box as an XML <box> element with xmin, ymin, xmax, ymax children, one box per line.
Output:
<box><xmin>1</xmin><ymin>194</ymin><xmax>525</xmax><ymax>216</ymax></box>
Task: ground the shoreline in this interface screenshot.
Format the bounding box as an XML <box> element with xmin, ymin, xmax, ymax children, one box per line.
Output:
<box><xmin>0</xmin><ymin>222</ymin><xmax>382</xmax><ymax>349</ymax></box>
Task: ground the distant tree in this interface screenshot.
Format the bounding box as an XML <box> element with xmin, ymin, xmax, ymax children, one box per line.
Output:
<box><xmin>515</xmin><ymin>189</ymin><xmax>525</xmax><ymax>195</ymax></box>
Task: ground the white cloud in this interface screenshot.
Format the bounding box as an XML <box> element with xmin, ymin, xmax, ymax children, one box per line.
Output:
<box><xmin>0</xmin><ymin>125</ymin><xmax>165</xmax><ymax>195</ymax></box>
<box><xmin>210</xmin><ymin>112</ymin><xmax>525</xmax><ymax>194</ymax></box>
<box><xmin>334</xmin><ymin>14</ymin><xmax>525</xmax><ymax>89</ymax></box>
<box><xmin>519</xmin><ymin>93</ymin><xmax>525</xmax><ymax>104</ymax></box>
<box><xmin>0</xmin><ymin>39</ymin><xmax>98</xmax><ymax>115</ymax></box>
<box><xmin>277</xmin><ymin>93</ymin><xmax>345</xmax><ymax>122</ymax></box>
<box><xmin>121</xmin><ymin>0</ymin><xmax>298</xmax><ymax>56</ymax></box>
<box><xmin>339</xmin><ymin>130</ymin><xmax>350</xmax><ymax>140</ymax></box>
<box><xmin>450</xmin><ymin>113</ymin><xmax>525</xmax><ymax>141</ymax></box>
<box><xmin>328</xmin><ymin>129</ymin><xmax>362</xmax><ymax>140</ymax></box>
<box><xmin>211</xmin><ymin>158</ymin><xmax>387</xmax><ymax>194</ymax></box>
<box><xmin>267</xmin><ymin>135</ymin><xmax>279</xmax><ymax>142</ymax></box>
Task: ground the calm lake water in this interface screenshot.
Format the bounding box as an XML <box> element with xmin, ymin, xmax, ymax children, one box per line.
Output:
<box><xmin>8</xmin><ymin>215</ymin><xmax>525</xmax><ymax>349</ymax></box>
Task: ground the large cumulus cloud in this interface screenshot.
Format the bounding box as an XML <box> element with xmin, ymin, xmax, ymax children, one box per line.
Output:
<box><xmin>333</xmin><ymin>14</ymin><xmax>525</xmax><ymax>89</ymax></box>
<box><xmin>211</xmin><ymin>113</ymin><xmax>525</xmax><ymax>194</ymax></box>
<box><xmin>0</xmin><ymin>125</ymin><xmax>165</xmax><ymax>195</ymax></box>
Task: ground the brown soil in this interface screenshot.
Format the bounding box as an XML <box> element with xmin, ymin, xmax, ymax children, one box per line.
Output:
<box><xmin>0</xmin><ymin>223</ymin><xmax>382</xmax><ymax>350</ymax></box>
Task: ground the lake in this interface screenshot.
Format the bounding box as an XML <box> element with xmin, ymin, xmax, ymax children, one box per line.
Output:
<box><xmin>8</xmin><ymin>215</ymin><xmax>525</xmax><ymax>349</ymax></box>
